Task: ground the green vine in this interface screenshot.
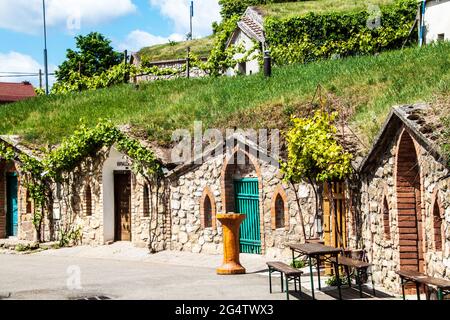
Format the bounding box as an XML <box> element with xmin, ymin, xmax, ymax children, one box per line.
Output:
<box><xmin>0</xmin><ymin>120</ymin><xmax>162</xmax><ymax>243</ymax></box>
<box><xmin>265</xmin><ymin>0</ymin><xmax>417</xmax><ymax>66</ymax></box>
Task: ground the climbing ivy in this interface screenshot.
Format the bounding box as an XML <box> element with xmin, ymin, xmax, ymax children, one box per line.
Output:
<box><xmin>202</xmin><ymin>15</ymin><xmax>242</xmax><ymax>76</ymax></box>
<box><xmin>265</xmin><ymin>0</ymin><xmax>417</xmax><ymax>65</ymax></box>
<box><xmin>442</xmin><ymin>115</ymin><xmax>450</xmax><ymax>166</ymax></box>
<box><xmin>51</xmin><ymin>62</ymin><xmax>183</xmax><ymax>94</ymax></box>
<box><xmin>0</xmin><ymin>120</ymin><xmax>162</xmax><ymax>242</ymax></box>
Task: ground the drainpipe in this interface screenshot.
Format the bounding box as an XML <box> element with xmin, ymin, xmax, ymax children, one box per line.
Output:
<box><xmin>419</xmin><ymin>0</ymin><xmax>427</xmax><ymax>46</ymax></box>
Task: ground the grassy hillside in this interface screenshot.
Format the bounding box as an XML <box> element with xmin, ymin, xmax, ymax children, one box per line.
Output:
<box><xmin>259</xmin><ymin>0</ymin><xmax>395</xmax><ymax>18</ymax></box>
<box><xmin>138</xmin><ymin>36</ymin><xmax>214</xmax><ymax>62</ymax></box>
<box><xmin>1</xmin><ymin>43</ymin><xmax>449</xmax><ymax>149</ymax></box>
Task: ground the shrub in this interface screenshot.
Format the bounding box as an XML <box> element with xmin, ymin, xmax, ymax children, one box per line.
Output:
<box><xmin>291</xmin><ymin>259</ymin><xmax>306</xmax><ymax>269</ymax></box>
<box><xmin>325</xmin><ymin>274</ymin><xmax>350</xmax><ymax>286</ymax></box>
<box><xmin>265</xmin><ymin>0</ymin><xmax>417</xmax><ymax>65</ymax></box>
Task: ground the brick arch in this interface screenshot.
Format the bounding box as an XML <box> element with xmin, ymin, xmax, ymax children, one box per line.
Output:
<box><xmin>220</xmin><ymin>147</ymin><xmax>262</xmax><ymax>213</ymax></box>
<box><xmin>395</xmin><ymin>129</ymin><xmax>424</xmax><ymax>272</ymax></box>
<box><xmin>431</xmin><ymin>188</ymin><xmax>444</xmax><ymax>251</ymax></box>
<box><xmin>200</xmin><ymin>187</ymin><xmax>216</xmax><ymax>229</ymax></box>
<box><xmin>271</xmin><ymin>185</ymin><xmax>289</xmax><ymax>231</ymax></box>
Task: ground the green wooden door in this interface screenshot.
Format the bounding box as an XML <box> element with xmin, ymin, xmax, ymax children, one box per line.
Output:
<box><xmin>6</xmin><ymin>173</ymin><xmax>18</xmax><ymax>237</ymax></box>
<box><xmin>234</xmin><ymin>178</ymin><xmax>261</xmax><ymax>254</ymax></box>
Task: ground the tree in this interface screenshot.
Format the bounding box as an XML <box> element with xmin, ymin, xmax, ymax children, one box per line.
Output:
<box><xmin>55</xmin><ymin>32</ymin><xmax>123</xmax><ymax>82</ymax></box>
<box><xmin>281</xmin><ymin>110</ymin><xmax>353</xmax><ymax>244</ymax></box>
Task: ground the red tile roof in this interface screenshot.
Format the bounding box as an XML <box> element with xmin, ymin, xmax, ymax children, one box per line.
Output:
<box><xmin>0</xmin><ymin>82</ymin><xmax>36</xmax><ymax>103</ymax></box>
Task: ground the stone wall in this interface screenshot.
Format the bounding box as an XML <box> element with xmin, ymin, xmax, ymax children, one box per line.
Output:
<box><xmin>168</xmin><ymin>147</ymin><xmax>316</xmax><ymax>261</ymax></box>
<box><xmin>133</xmin><ymin>58</ymin><xmax>208</xmax><ymax>83</ymax></box>
<box><xmin>50</xmin><ymin>146</ymin><xmax>170</xmax><ymax>251</ymax></box>
<box><xmin>355</xmin><ymin>126</ymin><xmax>450</xmax><ymax>293</ymax></box>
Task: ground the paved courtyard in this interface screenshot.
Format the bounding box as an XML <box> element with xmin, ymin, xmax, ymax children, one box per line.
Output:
<box><xmin>0</xmin><ymin>243</ymin><xmax>399</xmax><ymax>300</ymax></box>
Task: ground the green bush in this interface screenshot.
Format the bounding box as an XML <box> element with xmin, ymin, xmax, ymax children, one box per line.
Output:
<box><xmin>291</xmin><ymin>259</ymin><xmax>306</xmax><ymax>269</ymax></box>
<box><xmin>265</xmin><ymin>0</ymin><xmax>417</xmax><ymax>65</ymax></box>
<box><xmin>325</xmin><ymin>274</ymin><xmax>349</xmax><ymax>286</ymax></box>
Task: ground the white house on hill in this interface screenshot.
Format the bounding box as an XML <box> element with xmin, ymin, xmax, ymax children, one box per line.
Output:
<box><xmin>420</xmin><ymin>0</ymin><xmax>450</xmax><ymax>44</ymax></box>
<box><xmin>226</xmin><ymin>7</ymin><xmax>265</xmax><ymax>76</ymax></box>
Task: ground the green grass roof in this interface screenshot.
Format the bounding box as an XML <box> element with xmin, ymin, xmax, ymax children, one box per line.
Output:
<box><xmin>137</xmin><ymin>36</ymin><xmax>214</xmax><ymax>62</ymax></box>
<box><xmin>1</xmin><ymin>43</ymin><xmax>449</xmax><ymax>150</ymax></box>
<box><xmin>258</xmin><ymin>0</ymin><xmax>395</xmax><ymax>18</ymax></box>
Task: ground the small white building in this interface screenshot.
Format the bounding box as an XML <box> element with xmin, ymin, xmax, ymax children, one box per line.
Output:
<box><xmin>421</xmin><ymin>0</ymin><xmax>450</xmax><ymax>44</ymax></box>
<box><xmin>226</xmin><ymin>7</ymin><xmax>265</xmax><ymax>76</ymax></box>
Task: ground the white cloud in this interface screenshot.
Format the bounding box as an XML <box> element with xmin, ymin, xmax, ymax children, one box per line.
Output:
<box><xmin>0</xmin><ymin>0</ymin><xmax>137</xmax><ymax>34</ymax></box>
<box><xmin>118</xmin><ymin>30</ymin><xmax>184</xmax><ymax>52</ymax></box>
<box><xmin>0</xmin><ymin>51</ymin><xmax>56</xmax><ymax>87</ymax></box>
<box><xmin>149</xmin><ymin>0</ymin><xmax>221</xmax><ymax>37</ymax></box>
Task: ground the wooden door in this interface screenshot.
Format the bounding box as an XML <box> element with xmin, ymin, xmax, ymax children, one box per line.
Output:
<box><xmin>323</xmin><ymin>182</ymin><xmax>347</xmax><ymax>249</ymax></box>
<box><xmin>6</xmin><ymin>173</ymin><xmax>18</xmax><ymax>237</ymax></box>
<box><xmin>114</xmin><ymin>171</ymin><xmax>131</xmax><ymax>241</ymax></box>
<box><xmin>323</xmin><ymin>182</ymin><xmax>347</xmax><ymax>274</ymax></box>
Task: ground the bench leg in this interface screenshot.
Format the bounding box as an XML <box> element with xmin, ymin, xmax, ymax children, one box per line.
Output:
<box><xmin>285</xmin><ymin>275</ymin><xmax>290</xmax><ymax>300</ymax></box>
<box><xmin>269</xmin><ymin>268</ymin><xmax>272</xmax><ymax>294</ymax></box>
<box><xmin>294</xmin><ymin>275</ymin><xmax>297</xmax><ymax>292</ymax></box>
<box><xmin>298</xmin><ymin>275</ymin><xmax>302</xmax><ymax>294</ymax></box>
<box><xmin>416</xmin><ymin>282</ymin><xmax>421</xmax><ymax>300</ymax></box>
<box><xmin>356</xmin><ymin>269</ymin><xmax>363</xmax><ymax>298</ymax></box>
<box><xmin>401</xmin><ymin>277</ymin><xmax>406</xmax><ymax>300</ymax></box>
<box><xmin>438</xmin><ymin>288</ymin><xmax>443</xmax><ymax>301</ymax></box>
<box><xmin>333</xmin><ymin>256</ymin><xmax>342</xmax><ymax>300</ymax></box>
<box><xmin>281</xmin><ymin>272</ymin><xmax>284</xmax><ymax>293</ymax></box>
<box><xmin>344</xmin><ymin>266</ymin><xmax>351</xmax><ymax>288</ymax></box>
<box><xmin>292</xmin><ymin>250</ymin><xmax>295</xmax><ymax>267</ymax></box>
<box><xmin>309</xmin><ymin>255</ymin><xmax>315</xmax><ymax>300</ymax></box>
<box><xmin>316</xmin><ymin>255</ymin><xmax>321</xmax><ymax>290</ymax></box>
<box><xmin>371</xmin><ymin>269</ymin><xmax>376</xmax><ymax>297</ymax></box>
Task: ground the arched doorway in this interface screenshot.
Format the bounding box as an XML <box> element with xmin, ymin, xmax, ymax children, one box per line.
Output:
<box><xmin>396</xmin><ymin>130</ymin><xmax>424</xmax><ymax>272</ymax></box>
<box><xmin>222</xmin><ymin>150</ymin><xmax>262</xmax><ymax>254</ymax></box>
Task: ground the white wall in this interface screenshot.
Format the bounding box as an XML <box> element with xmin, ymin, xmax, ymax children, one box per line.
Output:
<box><xmin>102</xmin><ymin>146</ymin><xmax>132</xmax><ymax>243</ymax></box>
<box><xmin>227</xmin><ymin>30</ymin><xmax>261</xmax><ymax>76</ymax></box>
<box><xmin>424</xmin><ymin>0</ymin><xmax>450</xmax><ymax>43</ymax></box>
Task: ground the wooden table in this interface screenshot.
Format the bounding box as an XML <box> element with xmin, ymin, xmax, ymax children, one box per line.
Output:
<box><xmin>289</xmin><ymin>243</ymin><xmax>343</xmax><ymax>300</ymax></box>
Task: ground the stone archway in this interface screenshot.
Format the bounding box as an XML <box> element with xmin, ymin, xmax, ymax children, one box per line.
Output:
<box><xmin>220</xmin><ymin>149</ymin><xmax>262</xmax><ymax>213</ymax></box>
<box><xmin>220</xmin><ymin>148</ymin><xmax>263</xmax><ymax>254</ymax></box>
<box><xmin>396</xmin><ymin>130</ymin><xmax>424</xmax><ymax>272</ymax></box>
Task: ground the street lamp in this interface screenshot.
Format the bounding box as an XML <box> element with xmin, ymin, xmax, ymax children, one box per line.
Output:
<box><xmin>42</xmin><ymin>0</ymin><xmax>49</xmax><ymax>95</ymax></box>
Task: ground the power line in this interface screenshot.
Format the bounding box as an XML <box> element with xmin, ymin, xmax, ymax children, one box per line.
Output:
<box><xmin>0</xmin><ymin>71</ymin><xmax>41</xmax><ymax>75</ymax></box>
<box><xmin>0</xmin><ymin>74</ymin><xmax>55</xmax><ymax>78</ymax></box>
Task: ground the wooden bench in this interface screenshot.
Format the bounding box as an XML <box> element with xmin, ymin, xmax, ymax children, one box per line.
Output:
<box><xmin>396</xmin><ymin>270</ymin><xmax>450</xmax><ymax>300</ymax></box>
<box><xmin>330</xmin><ymin>256</ymin><xmax>376</xmax><ymax>298</ymax></box>
<box><xmin>267</xmin><ymin>261</ymin><xmax>303</xmax><ymax>300</ymax></box>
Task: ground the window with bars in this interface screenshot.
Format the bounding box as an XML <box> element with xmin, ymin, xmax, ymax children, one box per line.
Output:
<box><xmin>85</xmin><ymin>184</ymin><xmax>92</xmax><ymax>216</ymax></box>
<box><xmin>275</xmin><ymin>194</ymin><xmax>285</xmax><ymax>229</ymax></box>
<box><xmin>143</xmin><ymin>184</ymin><xmax>150</xmax><ymax>217</ymax></box>
<box><xmin>203</xmin><ymin>195</ymin><xmax>213</xmax><ymax>228</ymax></box>
<box><xmin>433</xmin><ymin>197</ymin><xmax>443</xmax><ymax>251</ymax></box>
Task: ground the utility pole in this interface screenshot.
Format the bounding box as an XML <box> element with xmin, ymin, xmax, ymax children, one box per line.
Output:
<box><xmin>39</xmin><ymin>69</ymin><xmax>43</xmax><ymax>89</ymax></box>
<box><xmin>187</xmin><ymin>1</ymin><xmax>194</xmax><ymax>79</ymax></box>
<box><xmin>42</xmin><ymin>0</ymin><xmax>49</xmax><ymax>95</ymax></box>
<box><xmin>189</xmin><ymin>1</ymin><xmax>194</xmax><ymax>41</ymax></box>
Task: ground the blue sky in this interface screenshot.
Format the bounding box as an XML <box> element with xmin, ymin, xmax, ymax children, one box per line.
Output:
<box><xmin>0</xmin><ymin>0</ymin><xmax>221</xmax><ymax>86</ymax></box>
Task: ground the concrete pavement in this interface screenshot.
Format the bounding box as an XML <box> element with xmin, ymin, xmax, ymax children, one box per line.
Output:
<box><xmin>0</xmin><ymin>243</ymin><xmax>398</xmax><ymax>300</ymax></box>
